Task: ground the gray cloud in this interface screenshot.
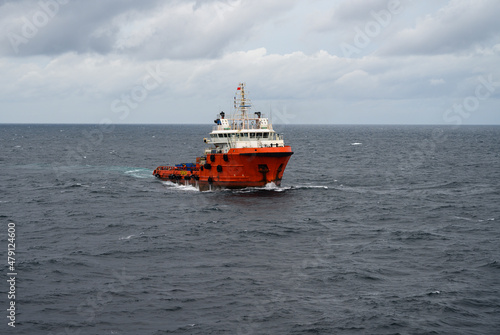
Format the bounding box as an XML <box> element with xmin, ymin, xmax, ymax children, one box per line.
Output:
<box><xmin>309</xmin><ymin>0</ymin><xmax>391</xmax><ymax>33</ymax></box>
<box><xmin>109</xmin><ymin>0</ymin><xmax>296</xmax><ymax>60</ymax></box>
<box><xmin>0</xmin><ymin>0</ymin><xmax>163</xmax><ymax>56</ymax></box>
<box><xmin>0</xmin><ymin>0</ymin><xmax>295</xmax><ymax>59</ymax></box>
<box><xmin>380</xmin><ymin>0</ymin><xmax>500</xmax><ymax>56</ymax></box>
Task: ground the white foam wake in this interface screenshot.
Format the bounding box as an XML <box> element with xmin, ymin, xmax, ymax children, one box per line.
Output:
<box><xmin>125</xmin><ymin>169</ymin><xmax>154</xmax><ymax>179</ymax></box>
<box><xmin>162</xmin><ymin>181</ymin><xmax>200</xmax><ymax>192</ymax></box>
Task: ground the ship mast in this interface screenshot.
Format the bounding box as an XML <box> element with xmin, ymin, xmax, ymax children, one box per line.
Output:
<box><xmin>234</xmin><ymin>82</ymin><xmax>252</xmax><ymax>130</ymax></box>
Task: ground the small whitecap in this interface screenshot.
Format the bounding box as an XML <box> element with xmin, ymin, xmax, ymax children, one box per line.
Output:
<box><xmin>294</xmin><ymin>185</ymin><xmax>329</xmax><ymax>190</ymax></box>
<box><xmin>119</xmin><ymin>235</ymin><xmax>135</xmax><ymax>240</ymax></box>
<box><xmin>162</xmin><ymin>181</ymin><xmax>199</xmax><ymax>192</ymax></box>
<box><xmin>264</xmin><ymin>182</ymin><xmax>278</xmax><ymax>189</ymax></box>
<box><xmin>351</xmin><ymin>142</ymin><xmax>362</xmax><ymax>146</ymax></box>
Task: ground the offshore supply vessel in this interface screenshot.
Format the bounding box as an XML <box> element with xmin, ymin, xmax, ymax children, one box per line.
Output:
<box><xmin>153</xmin><ymin>83</ymin><xmax>293</xmax><ymax>191</ymax></box>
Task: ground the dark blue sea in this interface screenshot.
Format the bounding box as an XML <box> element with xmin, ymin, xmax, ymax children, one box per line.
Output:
<box><xmin>1</xmin><ymin>124</ymin><xmax>499</xmax><ymax>334</ymax></box>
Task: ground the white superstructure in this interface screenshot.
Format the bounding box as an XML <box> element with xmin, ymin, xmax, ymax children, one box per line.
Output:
<box><xmin>203</xmin><ymin>83</ymin><xmax>285</xmax><ymax>154</ymax></box>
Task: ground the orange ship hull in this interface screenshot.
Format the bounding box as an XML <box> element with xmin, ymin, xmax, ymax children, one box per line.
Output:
<box><xmin>153</xmin><ymin>146</ymin><xmax>293</xmax><ymax>191</ymax></box>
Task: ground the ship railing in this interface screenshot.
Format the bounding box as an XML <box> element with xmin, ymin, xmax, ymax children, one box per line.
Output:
<box><xmin>206</xmin><ymin>148</ymin><xmax>227</xmax><ymax>154</ymax></box>
<box><xmin>212</xmin><ymin>125</ymin><xmax>232</xmax><ymax>131</ymax></box>
<box><xmin>212</xmin><ymin>120</ymin><xmax>271</xmax><ymax>132</ymax></box>
<box><xmin>206</xmin><ymin>133</ymin><xmax>284</xmax><ymax>147</ymax></box>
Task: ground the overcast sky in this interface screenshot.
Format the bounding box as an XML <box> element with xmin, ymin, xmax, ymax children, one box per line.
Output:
<box><xmin>1</xmin><ymin>0</ymin><xmax>499</xmax><ymax>124</ymax></box>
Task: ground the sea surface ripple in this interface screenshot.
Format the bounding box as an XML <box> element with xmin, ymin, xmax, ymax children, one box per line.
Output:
<box><xmin>1</xmin><ymin>124</ymin><xmax>499</xmax><ymax>334</ymax></box>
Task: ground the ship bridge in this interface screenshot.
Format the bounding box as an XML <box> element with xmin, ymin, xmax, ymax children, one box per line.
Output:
<box><xmin>204</xmin><ymin>83</ymin><xmax>285</xmax><ymax>153</ymax></box>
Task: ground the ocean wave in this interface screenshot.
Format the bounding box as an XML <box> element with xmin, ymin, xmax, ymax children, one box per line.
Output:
<box><xmin>162</xmin><ymin>181</ymin><xmax>200</xmax><ymax>192</ymax></box>
<box><xmin>157</xmin><ymin>181</ymin><xmax>329</xmax><ymax>193</ymax></box>
<box><xmin>119</xmin><ymin>234</ymin><xmax>136</xmax><ymax>240</ymax></box>
<box><xmin>453</xmin><ymin>216</ymin><xmax>496</xmax><ymax>222</ymax></box>
<box><xmin>235</xmin><ymin>182</ymin><xmax>288</xmax><ymax>193</ymax></box>
<box><xmin>291</xmin><ymin>185</ymin><xmax>329</xmax><ymax>190</ymax></box>
<box><xmin>235</xmin><ymin>183</ymin><xmax>329</xmax><ymax>193</ymax></box>
<box><xmin>479</xmin><ymin>261</ymin><xmax>500</xmax><ymax>269</ymax></box>
<box><xmin>66</xmin><ymin>183</ymin><xmax>90</xmax><ymax>188</ymax></box>
<box><xmin>124</xmin><ymin>168</ymin><xmax>154</xmax><ymax>179</ymax></box>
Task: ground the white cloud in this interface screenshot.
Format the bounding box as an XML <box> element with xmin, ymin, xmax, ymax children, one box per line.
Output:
<box><xmin>2</xmin><ymin>47</ymin><xmax>497</xmax><ymax>116</ymax></box>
